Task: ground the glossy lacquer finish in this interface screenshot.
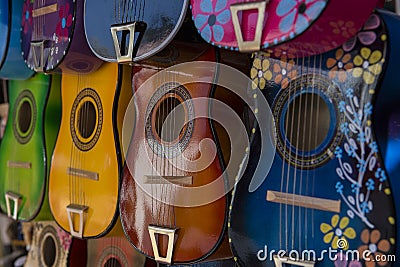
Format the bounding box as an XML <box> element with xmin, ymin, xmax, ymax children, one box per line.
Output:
<box><xmin>49</xmin><ymin>63</ymin><xmax>132</xmax><ymax>238</ymax></box>
<box><xmin>84</xmin><ymin>0</ymin><xmax>188</xmax><ymax>62</ymax></box>
<box><xmin>0</xmin><ymin>0</ymin><xmax>33</xmax><ymax>79</ymax></box>
<box><xmin>0</xmin><ymin>73</ymin><xmax>61</xmax><ymax>221</ymax></box>
<box><xmin>21</xmin><ymin>0</ymin><xmax>102</xmax><ymax>73</ymax></box>
<box><xmin>120</xmin><ymin>47</ymin><xmax>228</xmax><ymax>264</ymax></box>
<box><xmin>229</xmin><ymin>10</ymin><xmax>396</xmax><ymax>266</ymax></box>
<box><xmin>191</xmin><ymin>0</ymin><xmax>381</xmax><ymax>57</ymax></box>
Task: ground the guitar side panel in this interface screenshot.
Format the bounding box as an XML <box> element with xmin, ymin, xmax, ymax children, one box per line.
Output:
<box><xmin>373</xmin><ymin>9</ymin><xmax>400</xmax><ymax>262</ymax></box>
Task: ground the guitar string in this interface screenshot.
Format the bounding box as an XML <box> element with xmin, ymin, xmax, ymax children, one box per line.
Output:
<box><xmin>172</xmin><ymin>54</ymin><xmax>178</xmax><ymax>230</ymax></box>
<box><xmin>296</xmin><ymin>52</ymin><xmax>310</xmax><ymax>253</ymax></box>
<box><xmin>304</xmin><ymin>54</ymin><xmax>318</xmax><ymax>251</ymax></box>
<box><xmin>286</xmin><ymin>51</ymin><xmax>299</xmax><ymax>253</ymax></box>
<box><xmin>313</xmin><ymin>54</ymin><xmax>324</xmax><ymax>242</ymax></box>
<box><xmin>290</xmin><ymin>52</ymin><xmax>305</xmax><ymax>252</ymax></box>
<box><xmin>304</xmin><ymin>52</ymin><xmax>318</xmax><ymax>252</ymax></box>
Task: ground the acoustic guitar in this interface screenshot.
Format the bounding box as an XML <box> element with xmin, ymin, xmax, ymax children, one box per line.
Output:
<box><xmin>84</xmin><ymin>0</ymin><xmax>188</xmax><ymax>62</ymax></box>
<box><xmin>24</xmin><ymin>221</ymin><xmax>86</xmax><ymax>267</ymax></box>
<box><xmin>86</xmin><ymin>234</ymin><xmax>147</xmax><ymax>267</ymax></box>
<box><xmin>0</xmin><ymin>73</ymin><xmax>61</xmax><ymax>222</ymax></box>
<box><xmin>20</xmin><ymin>0</ymin><xmax>102</xmax><ymax>73</ymax></box>
<box><xmin>119</xmin><ymin>39</ymin><xmax>233</xmax><ymax>265</ymax></box>
<box><xmin>228</xmin><ymin>9</ymin><xmax>397</xmax><ymax>266</ymax></box>
<box><xmin>48</xmin><ymin>63</ymin><xmax>132</xmax><ymax>239</ymax></box>
<box><xmin>0</xmin><ymin>0</ymin><xmax>34</xmax><ymax>79</ymax></box>
<box><xmin>190</xmin><ymin>0</ymin><xmax>382</xmax><ymax>56</ymax></box>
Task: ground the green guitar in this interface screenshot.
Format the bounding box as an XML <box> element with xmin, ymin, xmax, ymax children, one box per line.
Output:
<box><xmin>0</xmin><ymin>73</ymin><xmax>61</xmax><ymax>221</ymax></box>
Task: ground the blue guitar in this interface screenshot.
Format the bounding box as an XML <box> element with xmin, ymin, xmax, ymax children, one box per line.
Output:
<box><xmin>84</xmin><ymin>0</ymin><xmax>188</xmax><ymax>63</ymax></box>
<box><xmin>0</xmin><ymin>0</ymin><xmax>34</xmax><ymax>79</ymax></box>
<box><xmin>229</xmin><ymin>9</ymin><xmax>397</xmax><ymax>267</ymax></box>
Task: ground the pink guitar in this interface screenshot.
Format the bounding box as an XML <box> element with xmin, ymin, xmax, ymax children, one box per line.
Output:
<box><xmin>190</xmin><ymin>0</ymin><xmax>384</xmax><ymax>56</ymax></box>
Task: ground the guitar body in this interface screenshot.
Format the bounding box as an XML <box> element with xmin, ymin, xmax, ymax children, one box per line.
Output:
<box><xmin>24</xmin><ymin>221</ymin><xmax>86</xmax><ymax>267</ymax></box>
<box><xmin>21</xmin><ymin>0</ymin><xmax>102</xmax><ymax>73</ymax></box>
<box><xmin>190</xmin><ymin>0</ymin><xmax>380</xmax><ymax>56</ymax></box>
<box><xmin>229</xmin><ymin>10</ymin><xmax>396</xmax><ymax>266</ymax></box>
<box><xmin>84</xmin><ymin>0</ymin><xmax>188</xmax><ymax>62</ymax></box>
<box><xmin>0</xmin><ymin>0</ymin><xmax>34</xmax><ymax>79</ymax></box>
<box><xmin>120</xmin><ymin>46</ymin><xmax>228</xmax><ymax>264</ymax></box>
<box><xmin>48</xmin><ymin>63</ymin><xmax>132</xmax><ymax>238</ymax></box>
<box><xmin>86</xmin><ymin>235</ymin><xmax>146</xmax><ymax>267</ymax></box>
<box><xmin>0</xmin><ymin>73</ymin><xmax>61</xmax><ymax>221</ymax></box>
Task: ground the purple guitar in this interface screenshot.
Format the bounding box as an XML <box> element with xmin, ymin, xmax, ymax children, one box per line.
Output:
<box><xmin>21</xmin><ymin>0</ymin><xmax>102</xmax><ymax>73</ymax></box>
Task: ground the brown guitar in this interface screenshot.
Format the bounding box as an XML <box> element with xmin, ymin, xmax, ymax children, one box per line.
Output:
<box><xmin>119</xmin><ymin>43</ymin><xmax>230</xmax><ymax>265</ymax></box>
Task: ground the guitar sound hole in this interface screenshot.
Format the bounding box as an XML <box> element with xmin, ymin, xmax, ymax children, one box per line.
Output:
<box><xmin>77</xmin><ymin>101</ymin><xmax>96</xmax><ymax>139</ymax></box>
<box><xmin>104</xmin><ymin>258</ymin><xmax>121</xmax><ymax>267</ymax></box>
<box><xmin>43</xmin><ymin>236</ymin><xmax>56</xmax><ymax>267</ymax></box>
<box><xmin>284</xmin><ymin>93</ymin><xmax>330</xmax><ymax>151</ymax></box>
<box><xmin>155</xmin><ymin>96</ymin><xmax>185</xmax><ymax>143</ymax></box>
<box><xmin>18</xmin><ymin>100</ymin><xmax>32</xmax><ymax>134</ymax></box>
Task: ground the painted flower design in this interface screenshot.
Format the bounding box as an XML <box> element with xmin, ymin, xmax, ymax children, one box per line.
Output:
<box><xmin>271</xmin><ymin>46</ymin><xmax>298</xmax><ymax>59</ymax></box>
<box><xmin>56</xmin><ymin>3</ymin><xmax>73</xmax><ymax>39</ymax></box>
<box><xmin>22</xmin><ymin>1</ymin><xmax>33</xmax><ymax>34</ymax></box>
<box><xmin>320</xmin><ymin>215</ymin><xmax>356</xmax><ymax>250</ymax></box>
<box><xmin>358</xmin><ymin>229</ymin><xmax>391</xmax><ymax>267</ymax></box>
<box><xmin>326</xmin><ymin>48</ymin><xmax>354</xmax><ymax>82</ymax></box>
<box><xmin>251</xmin><ymin>56</ymin><xmax>272</xmax><ymax>90</ymax></box>
<box><xmin>334</xmin><ymin>252</ymin><xmax>362</xmax><ymax>267</ymax></box>
<box><xmin>272</xmin><ymin>56</ymin><xmax>297</xmax><ymax>89</ymax></box>
<box><xmin>343</xmin><ymin>14</ymin><xmax>380</xmax><ymax>52</ymax></box>
<box><xmin>194</xmin><ymin>0</ymin><xmax>231</xmax><ymax>43</ymax></box>
<box><xmin>56</xmin><ymin>227</ymin><xmax>72</xmax><ymax>251</ymax></box>
<box><xmin>330</xmin><ymin>20</ymin><xmax>357</xmax><ymax>40</ymax></box>
<box><xmin>276</xmin><ymin>0</ymin><xmax>326</xmax><ymax>34</ymax></box>
<box><xmin>352</xmin><ymin>47</ymin><xmax>382</xmax><ymax>85</ymax></box>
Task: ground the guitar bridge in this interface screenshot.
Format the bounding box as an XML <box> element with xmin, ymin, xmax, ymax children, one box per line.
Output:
<box><xmin>5</xmin><ymin>191</ymin><xmax>22</xmax><ymax>220</ymax></box>
<box><xmin>66</xmin><ymin>204</ymin><xmax>88</xmax><ymax>238</ymax></box>
<box><xmin>148</xmin><ymin>225</ymin><xmax>177</xmax><ymax>264</ymax></box>
<box><xmin>274</xmin><ymin>255</ymin><xmax>315</xmax><ymax>267</ymax></box>
<box><xmin>110</xmin><ymin>21</ymin><xmax>147</xmax><ymax>63</ymax></box>
<box><xmin>30</xmin><ymin>40</ymin><xmax>49</xmax><ymax>72</ymax></box>
<box><xmin>230</xmin><ymin>1</ymin><xmax>267</xmax><ymax>52</ymax></box>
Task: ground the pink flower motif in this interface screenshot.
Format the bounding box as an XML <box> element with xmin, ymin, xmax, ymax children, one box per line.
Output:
<box><xmin>56</xmin><ymin>227</ymin><xmax>72</xmax><ymax>251</ymax></box>
<box><xmin>343</xmin><ymin>14</ymin><xmax>380</xmax><ymax>52</ymax></box>
<box><xmin>56</xmin><ymin>3</ymin><xmax>73</xmax><ymax>39</ymax></box>
<box><xmin>334</xmin><ymin>252</ymin><xmax>362</xmax><ymax>267</ymax></box>
<box><xmin>22</xmin><ymin>1</ymin><xmax>33</xmax><ymax>34</ymax></box>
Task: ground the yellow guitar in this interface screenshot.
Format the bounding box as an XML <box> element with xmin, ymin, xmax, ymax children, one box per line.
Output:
<box><xmin>48</xmin><ymin>63</ymin><xmax>131</xmax><ymax>238</ymax></box>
